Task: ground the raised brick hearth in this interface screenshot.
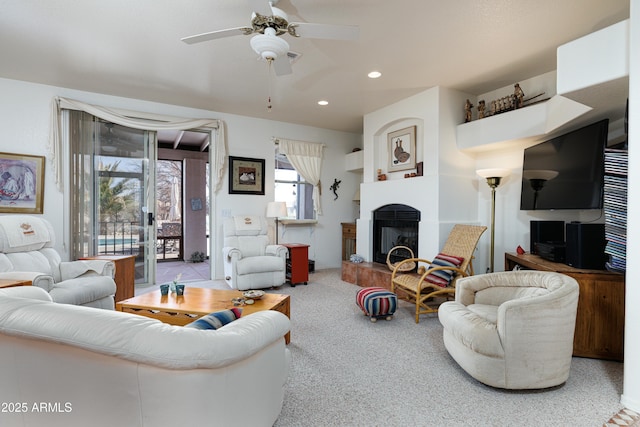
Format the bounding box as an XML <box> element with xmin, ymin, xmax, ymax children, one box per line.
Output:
<box><xmin>342</xmin><ymin>261</ymin><xmax>450</xmax><ymax>309</ymax></box>
<box><xmin>341</xmin><ymin>261</ymin><xmax>395</xmax><ymax>291</ymax></box>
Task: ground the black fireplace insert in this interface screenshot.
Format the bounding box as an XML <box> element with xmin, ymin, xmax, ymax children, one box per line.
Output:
<box><xmin>373</xmin><ymin>204</ymin><xmax>420</xmax><ymax>265</ymax></box>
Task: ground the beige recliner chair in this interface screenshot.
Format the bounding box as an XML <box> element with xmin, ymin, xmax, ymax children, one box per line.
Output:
<box><xmin>0</xmin><ymin>215</ymin><xmax>116</xmax><ymax>309</ymax></box>
<box><xmin>222</xmin><ymin>216</ymin><xmax>287</xmax><ymax>290</ymax></box>
<box><xmin>438</xmin><ymin>270</ymin><xmax>579</xmax><ymax>389</ymax></box>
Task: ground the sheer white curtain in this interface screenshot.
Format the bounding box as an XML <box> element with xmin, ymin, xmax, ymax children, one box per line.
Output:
<box><xmin>277</xmin><ymin>138</ymin><xmax>325</xmax><ymax>215</ymax></box>
<box><xmin>49</xmin><ymin>96</ymin><xmax>227</xmax><ymax>193</ymax></box>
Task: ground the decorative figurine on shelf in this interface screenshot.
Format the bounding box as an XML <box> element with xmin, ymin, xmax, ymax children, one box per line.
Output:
<box><xmin>464</xmin><ymin>99</ymin><xmax>474</xmax><ymax>122</ymax></box>
<box><xmin>330</xmin><ymin>178</ymin><xmax>341</xmax><ymax>200</ymax></box>
<box><xmin>477</xmin><ymin>100</ymin><xmax>486</xmax><ymax>119</ymax></box>
<box><xmin>514</xmin><ymin>83</ymin><xmax>525</xmax><ymax>109</ymax></box>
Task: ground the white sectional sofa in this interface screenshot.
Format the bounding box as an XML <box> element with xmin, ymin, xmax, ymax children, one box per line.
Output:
<box><xmin>0</xmin><ymin>286</ymin><xmax>291</xmax><ymax>427</ymax></box>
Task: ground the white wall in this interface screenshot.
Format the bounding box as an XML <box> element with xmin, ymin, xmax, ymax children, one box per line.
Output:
<box><xmin>359</xmin><ymin>79</ymin><xmax>619</xmax><ymax>276</ymax></box>
<box><xmin>359</xmin><ymin>86</ymin><xmax>480</xmax><ymax>263</ymax></box>
<box><xmin>0</xmin><ymin>77</ymin><xmax>361</xmax><ymax>278</ymax></box>
<box><xmin>622</xmin><ymin>0</ymin><xmax>640</xmax><ymax>413</ymax></box>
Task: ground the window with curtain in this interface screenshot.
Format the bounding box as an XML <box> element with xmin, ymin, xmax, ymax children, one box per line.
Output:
<box><xmin>275</xmin><ymin>138</ymin><xmax>325</xmax><ymax>217</ymax></box>
<box><xmin>275</xmin><ymin>148</ymin><xmax>314</xmax><ymax>219</ymax></box>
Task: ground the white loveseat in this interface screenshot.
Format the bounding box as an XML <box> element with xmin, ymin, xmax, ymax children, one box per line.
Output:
<box><xmin>0</xmin><ymin>286</ymin><xmax>291</xmax><ymax>427</ymax></box>
<box><xmin>438</xmin><ymin>271</ymin><xmax>579</xmax><ymax>389</ymax></box>
<box><xmin>0</xmin><ymin>215</ymin><xmax>116</xmax><ymax>308</ymax></box>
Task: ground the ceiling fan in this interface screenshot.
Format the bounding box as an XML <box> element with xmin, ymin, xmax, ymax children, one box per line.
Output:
<box><xmin>181</xmin><ymin>0</ymin><xmax>359</xmax><ymax>76</ymax></box>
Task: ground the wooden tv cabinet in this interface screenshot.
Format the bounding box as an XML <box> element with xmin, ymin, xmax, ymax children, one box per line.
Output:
<box><xmin>505</xmin><ymin>252</ymin><xmax>624</xmax><ymax>361</ymax></box>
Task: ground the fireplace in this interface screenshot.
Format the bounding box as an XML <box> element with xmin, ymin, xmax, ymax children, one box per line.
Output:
<box><xmin>373</xmin><ymin>204</ymin><xmax>420</xmax><ymax>264</ymax></box>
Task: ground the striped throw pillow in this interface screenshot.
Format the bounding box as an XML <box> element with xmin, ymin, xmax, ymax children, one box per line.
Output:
<box><xmin>184</xmin><ymin>307</ymin><xmax>243</xmax><ymax>330</ymax></box>
<box><xmin>424</xmin><ymin>253</ymin><xmax>465</xmax><ymax>287</ymax></box>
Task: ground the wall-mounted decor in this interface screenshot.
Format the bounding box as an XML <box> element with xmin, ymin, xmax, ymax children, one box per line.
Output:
<box><xmin>330</xmin><ymin>178</ymin><xmax>341</xmax><ymax>200</ymax></box>
<box><xmin>0</xmin><ymin>152</ymin><xmax>45</xmax><ymax>214</ymax></box>
<box><xmin>388</xmin><ymin>126</ymin><xmax>416</xmax><ymax>172</ymax></box>
<box><xmin>228</xmin><ymin>156</ymin><xmax>265</xmax><ymax>195</ymax></box>
<box><xmin>190</xmin><ymin>198</ymin><xmax>203</xmax><ymax>211</ymax></box>
<box><xmin>464</xmin><ymin>82</ymin><xmax>549</xmax><ymax>122</ymax></box>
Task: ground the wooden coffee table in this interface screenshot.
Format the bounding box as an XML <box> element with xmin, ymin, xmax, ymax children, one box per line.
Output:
<box><xmin>0</xmin><ymin>279</ymin><xmax>32</xmax><ymax>288</ymax></box>
<box><xmin>116</xmin><ymin>288</ymin><xmax>291</xmax><ymax>343</ymax></box>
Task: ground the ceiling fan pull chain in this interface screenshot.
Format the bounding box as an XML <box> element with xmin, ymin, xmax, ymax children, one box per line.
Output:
<box><xmin>267</xmin><ymin>58</ymin><xmax>273</xmax><ymax>111</ymax></box>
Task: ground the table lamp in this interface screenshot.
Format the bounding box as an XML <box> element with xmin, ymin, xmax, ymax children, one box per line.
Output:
<box><xmin>266</xmin><ymin>201</ymin><xmax>287</xmax><ymax>244</ymax></box>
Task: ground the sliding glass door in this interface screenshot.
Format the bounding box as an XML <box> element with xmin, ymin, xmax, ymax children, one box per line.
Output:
<box><xmin>69</xmin><ymin>111</ymin><xmax>157</xmax><ymax>285</ymax></box>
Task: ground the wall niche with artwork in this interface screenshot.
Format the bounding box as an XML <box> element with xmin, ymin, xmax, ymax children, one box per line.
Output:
<box><xmin>373</xmin><ymin>120</ymin><xmax>423</xmax><ymax>181</ymax></box>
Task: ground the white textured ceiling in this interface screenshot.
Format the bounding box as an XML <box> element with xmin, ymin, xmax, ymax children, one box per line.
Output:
<box><xmin>0</xmin><ymin>0</ymin><xmax>630</xmax><ymax>134</ymax></box>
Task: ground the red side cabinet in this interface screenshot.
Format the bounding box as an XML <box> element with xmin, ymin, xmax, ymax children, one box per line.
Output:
<box><xmin>281</xmin><ymin>243</ymin><xmax>309</xmax><ymax>286</ymax></box>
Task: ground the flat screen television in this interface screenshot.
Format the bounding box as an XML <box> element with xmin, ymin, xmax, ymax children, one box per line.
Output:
<box><xmin>520</xmin><ymin>119</ymin><xmax>609</xmax><ymax>210</ymax></box>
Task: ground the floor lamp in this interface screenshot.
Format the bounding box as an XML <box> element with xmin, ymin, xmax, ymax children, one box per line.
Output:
<box><xmin>476</xmin><ymin>168</ymin><xmax>511</xmax><ymax>273</ymax></box>
<box><xmin>266</xmin><ymin>201</ymin><xmax>287</xmax><ymax>244</ymax></box>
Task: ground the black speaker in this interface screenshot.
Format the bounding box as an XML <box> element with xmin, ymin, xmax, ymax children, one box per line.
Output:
<box><xmin>530</xmin><ymin>220</ymin><xmax>565</xmax><ymax>254</ymax></box>
<box><xmin>565</xmin><ymin>223</ymin><xmax>606</xmax><ymax>270</ymax></box>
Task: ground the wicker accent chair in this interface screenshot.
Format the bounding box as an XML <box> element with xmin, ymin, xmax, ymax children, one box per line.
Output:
<box><xmin>391</xmin><ymin>224</ymin><xmax>487</xmax><ymax>323</ymax></box>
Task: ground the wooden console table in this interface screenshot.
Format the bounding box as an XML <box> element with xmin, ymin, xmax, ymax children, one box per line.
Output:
<box><xmin>505</xmin><ymin>252</ymin><xmax>625</xmax><ymax>361</ymax></box>
<box><xmin>80</xmin><ymin>255</ymin><xmax>136</xmax><ymax>303</ymax></box>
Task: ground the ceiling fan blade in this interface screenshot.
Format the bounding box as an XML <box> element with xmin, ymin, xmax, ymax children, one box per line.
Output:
<box><xmin>273</xmin><ymin>54</ymin><xmax>293</xmax><ymax>76</ymax></box>
<box><xmin>181</xmin><ymin>27</ymin><xmax>250</xmax><ymax>44</ymax></box>
<box><xmin>246</xmin><ymin>0</ymin><xmax>273</xmax><ymax>16</ymax></box>
<box><xmin>289</xmin><ymin>22</ymin><xmax>359</xmax><ymax>40</ymax></box>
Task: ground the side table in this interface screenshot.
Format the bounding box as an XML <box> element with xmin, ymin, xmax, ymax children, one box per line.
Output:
<box><xmin>281</xmin><ymin>243</ymin><xmax>309</xmax><ymax>286</ymax></box>
<box><xmin>79</xmin><ymin>255</ymin><xmax>136</xmax><ymax>303</ymax></box>
<box><xmin>341</xmin><ymin>222</ymin><xmax>356</xmax><ymax>261</ymax></box>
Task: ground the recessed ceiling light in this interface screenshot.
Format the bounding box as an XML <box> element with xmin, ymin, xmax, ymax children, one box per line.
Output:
<box><xmin>368</xmin><ymin>71</ymin><xmax>382</xmax><ymax>79</ymax></box>
<box><xmin>318</xmin><ymin>100</ymin><xmax>329</xmax><ymax>106</ymax></box>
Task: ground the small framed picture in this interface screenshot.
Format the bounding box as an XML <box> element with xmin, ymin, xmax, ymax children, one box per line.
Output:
<box><xmin>387</xmin><ymin>126</ymin><xmax>416</xmax><ymax>172</ymax></box>
<box><xmin>0</xmin><ymin>152</ymin><xmax>45</xmax><ymax>214</ymax></box>
<box><xmin>228</xmin><ymin>156</ymin><xmax>265</xmax><ymax>195</ymax></box>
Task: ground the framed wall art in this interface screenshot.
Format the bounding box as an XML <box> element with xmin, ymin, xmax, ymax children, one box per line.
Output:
<box><xmin>0</xmin><ymin>152</ymin><xmax>45</xmax><ymax>214</ymax></box>
<box><xmin>228</xmin><ymin>156</ymin><xmax>265</xmax><ymax>195</ymax></box>
<box><xmin>387</xmin><ymin>126</ymin><xmax>416</xmax><ymax>172</ymax></box>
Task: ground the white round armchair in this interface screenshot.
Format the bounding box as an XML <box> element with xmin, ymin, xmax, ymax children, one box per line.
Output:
<box><xmin>438</xmin><ymin>271</ymin><xmax>579</xmax><ymax>389</ymax></box>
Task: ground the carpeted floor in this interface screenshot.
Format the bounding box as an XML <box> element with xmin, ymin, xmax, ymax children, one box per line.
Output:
<box><xmin>271</xmin><ymin>269</ymin><xmax>626</xmax><ymax>427</ymax></box>
<box><xmin>137</xmin><ymin>268</ymin><xmax>628</xmax><ymax>426</ymax></box>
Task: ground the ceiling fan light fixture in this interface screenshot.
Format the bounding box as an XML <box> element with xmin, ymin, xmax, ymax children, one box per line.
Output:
<box><xmin>250</xmin><ymin>27</ymin><xmax>290</xmax><ymax>60</ymax></box>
